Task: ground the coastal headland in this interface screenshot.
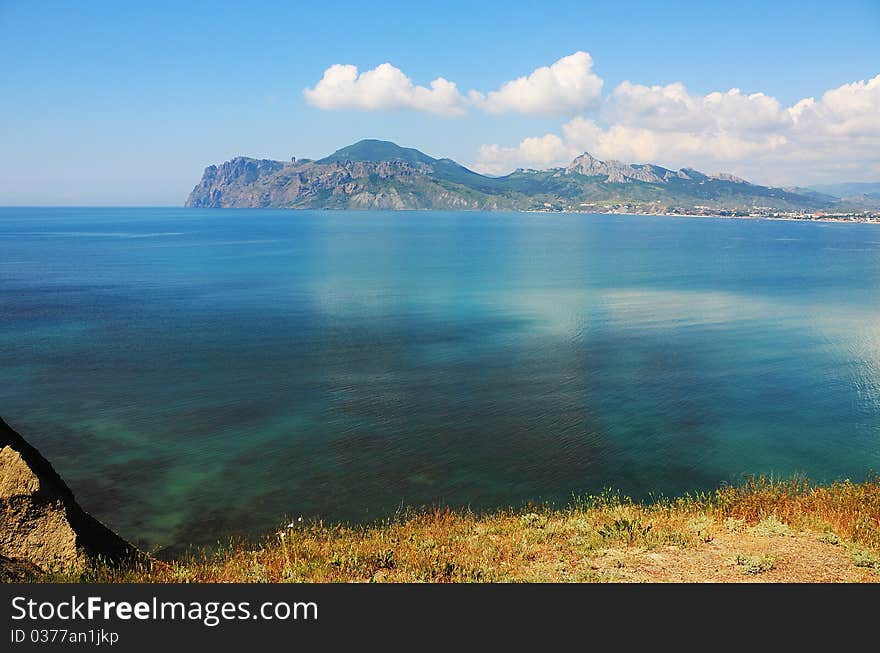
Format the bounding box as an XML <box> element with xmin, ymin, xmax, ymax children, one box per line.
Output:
<box><xmin>186</xmin><ymin>139</ymin><xmax>880</xmax><ymax>223</ymax></box>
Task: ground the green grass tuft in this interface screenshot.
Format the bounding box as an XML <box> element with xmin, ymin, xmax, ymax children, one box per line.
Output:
<box><xmin>735</xmin><ymin>554</ymin><xmax>776</xmax><ymax>575</ymax></box>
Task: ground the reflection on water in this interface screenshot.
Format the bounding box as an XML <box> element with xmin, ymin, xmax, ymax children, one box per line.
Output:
<box><xmin>1</xmin><ymin>208</ymin><xmax>879</xmax><ymax>553</ymax></box>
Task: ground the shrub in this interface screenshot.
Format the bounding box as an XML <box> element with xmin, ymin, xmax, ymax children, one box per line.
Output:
<box><xmin>735</xmin><ymin>554</ymin><xmax>776</xmax><ymax>574</ymax></box>
<box><xmin>754</xmin><ymin>516</ymin><xmax>792</xmax><ymax>537</ymax></box>
<box><xmin>850</xmin><ymin>549</ymin><xmax>879</xmax><ymax>569</ymax></box>
<box><xmin>817</xmin><ymin>529</ymin><xmax>840</xmax><ymax>545</ymax></box>
<box><xmin>598</xmin><ymin>518</ymin><xmax>652</xmax><ymax>544</ymax></box>
<box><xmin>724</xmin><ymin>517</ymin><xmax>746</xmax><ymax>533</ymax></box>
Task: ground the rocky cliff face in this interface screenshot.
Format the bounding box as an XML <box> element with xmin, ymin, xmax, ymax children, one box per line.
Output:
<box><xmin>185</xmin><ymin>156</ymin><xmax>468</xmax><ymax>209</ymax></box>
<box><xmin>565</xmin><ymin>152</ymin><xmax>718</xmax><ymax>184</ymax></box>
<box><xmin>565</xmin><ymin>152</ymin><xmax>665</xmax><ymax>183</ymax></box>
<box><xmin>185</xmin><ymin>139</ymin><xmax>831</xmax><ymax>212</ymax></box>
<box><xmin>186</xmin><ymin>157</ymin><xmax>286</xmax><ymax>208</ymax></box>
<box><xmin>0</xmin><ymin>417</ymin><xmax>141</xmax><ymax>576</ymax></box>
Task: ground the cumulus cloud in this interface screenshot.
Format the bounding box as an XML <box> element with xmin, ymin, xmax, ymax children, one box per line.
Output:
<box><xmin>789</xmin><ymin>75</ymin><xmax>880</xmax><ymax>138</ymax></box>
<box><xmin>469</xmin><ymin>51</ymin><xmax>603</xmax><ymax>116</ymax></box>
<box><xmin>562</xmin><ymin>117</ymin><xmax>788</xmax><ymax>164</ymax></box>
<box><xmin>473</xmin><ymin>134</ymin><xmax>571</xmax><ymax>175</ymax></box>
<box><xmin>305</xmin><ymin>52</ymin><xmax>604</xmax><ymax>117</ymax></box>
<box><xmin>474</xmin><ymin>74</ymin><xmax>880</xmax><ymax>185</ymax></box>
<box><xmin>606</xmin><ymin>81</ymin><xmax>789</xmax><ymax>134</ymax></box>
<box><xmin>303</xmin><ymin>63</ymin><xmax>467</xmax><ymax>116</ymax></box>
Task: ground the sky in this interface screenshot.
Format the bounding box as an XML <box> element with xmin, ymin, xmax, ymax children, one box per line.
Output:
<box><xmin>1</xmin><ymin>0</ymin><xmax>879</xmax><ymax>205</ymax></box>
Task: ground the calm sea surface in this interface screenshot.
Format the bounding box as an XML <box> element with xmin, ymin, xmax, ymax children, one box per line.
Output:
<box><xmin>2</xmin><ymin>207</ymin><xmax>879</xmax><ymax>552</ymax></box>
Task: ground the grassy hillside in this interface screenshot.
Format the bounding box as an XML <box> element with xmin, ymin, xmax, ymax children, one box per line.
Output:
<box><xmin>35</xmin><ymin>476</ymin><xmax>880</xmax><ymax>583</ymax></box>
<box><xmin>318</xmin><ymin>139</ymin><xmax>438</xmax><ymax>165</ymax></box>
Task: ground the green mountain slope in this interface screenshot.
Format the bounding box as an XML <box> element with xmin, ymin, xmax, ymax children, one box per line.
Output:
<box><xmin>318</xmin><ymin>139</ymin><xmax>438</xmax><ymax>165</ymax></box>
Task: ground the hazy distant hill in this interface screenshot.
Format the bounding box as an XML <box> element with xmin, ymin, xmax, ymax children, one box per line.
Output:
<box><xmin>186</xmin><ymin>139</ymin><xmax>838</xmax><ymax>212</ymax></box>
<box><xmin>808</xmin><ymin>182</ymin><xmax>880</xmax><ymax>202</ymax></box>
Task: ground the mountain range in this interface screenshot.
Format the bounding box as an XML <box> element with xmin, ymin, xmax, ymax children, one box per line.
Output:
<box><xmin>186</xmin><ymin>139</ymin><xmax>873</xmax><ymax>213</ymax></box>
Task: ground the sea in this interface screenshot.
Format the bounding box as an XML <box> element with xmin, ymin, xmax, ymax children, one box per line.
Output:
<box><xmin>1</xmin><ymin>207</ymin><xmax>878</xmax><ymax>553</ymax></box>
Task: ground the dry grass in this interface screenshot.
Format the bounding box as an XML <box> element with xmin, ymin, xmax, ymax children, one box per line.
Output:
<box><xmin>45</xmin><ymin>475</ymin><xmax>880</xmax><ymax>583</ymax></box>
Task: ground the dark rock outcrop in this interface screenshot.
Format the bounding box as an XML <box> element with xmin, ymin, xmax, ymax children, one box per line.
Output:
<box><xmin>0</xmin><ymin>417</ymin><xmax>142</xmax><ymax>575</ymax></box>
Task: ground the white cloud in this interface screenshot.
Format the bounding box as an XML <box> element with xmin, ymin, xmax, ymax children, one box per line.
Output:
<box><xmin>468</xmin><ymin>51</ymin><xmax>604</xmax><ymax>116</ymax></box>
<box><xmin>562</xmin><ymin>118</ymin><xmax>787</xmax><ymax>165</ymax></box>
<box><xmin>606</xmin><ymin>81</ymin><xmax>789</xmax><ymax>134</ymax></box>
<box><xmin>472</xmin><ymin>134</ymin><xmax>571</xmax><ymax>175</ymax></box>
<box><xmin>305</xmin><ymin>52</ymin><xmax>604</xmax><ymax>118</ymax></box>
<box><xmin>789</xmin><ymin>75</ymin><xmax>880</xmax><ymax>138</ymax></box>
<box><xmin>474</xmin><ymin>74</ymin><xmax>880</xmax><ymax>185</ymax></box>
<box><xmin>303</xmin><ymin>63</ymin><xmax>467</xmax><ymax>116</ymax></box>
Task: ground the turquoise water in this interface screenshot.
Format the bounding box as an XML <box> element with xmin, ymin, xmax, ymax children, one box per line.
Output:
<box><xmin>2</xmin><ymin>207</ymin><xmax>879</xmax><ymax>552</ymax></box>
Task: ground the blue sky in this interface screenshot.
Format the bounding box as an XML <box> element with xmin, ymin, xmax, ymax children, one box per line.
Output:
<box><xmin>1</xmin><ymin>0</ymin><xmax>879</xmax><ymax>205</ymax></box>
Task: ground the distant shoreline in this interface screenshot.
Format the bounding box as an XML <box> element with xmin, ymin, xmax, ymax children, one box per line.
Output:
<box><xmin>3</xmin><ymin>206</ymin><xmax>877</xmax><ymax>225</ymax></box>
<box><xmin>523</xmin><ymin>209</ymin><xmax>880</xmax><ymax>224</ymax></box>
